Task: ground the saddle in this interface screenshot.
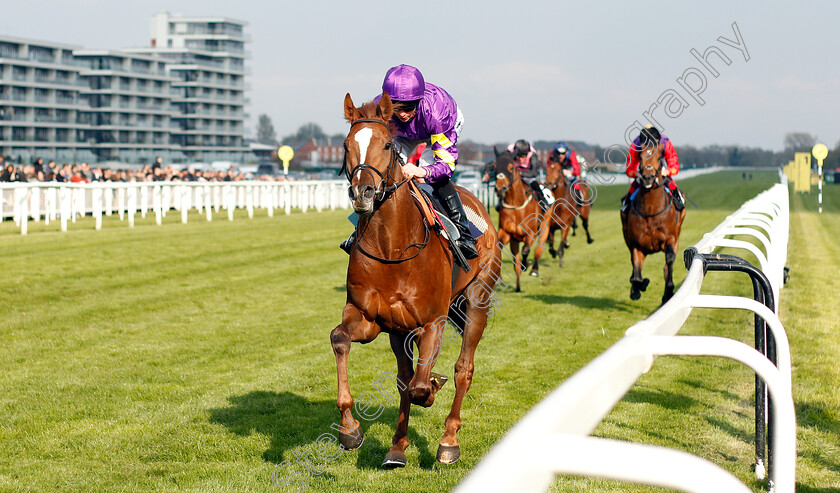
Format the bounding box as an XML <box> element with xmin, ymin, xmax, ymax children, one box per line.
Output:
<box><xmin>412</xmin><ymin>182</ymin><xmax>485</xmax><ymax>241</ymax></box>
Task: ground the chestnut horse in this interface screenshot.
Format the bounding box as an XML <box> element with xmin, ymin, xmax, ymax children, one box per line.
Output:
<box><xmin>620</xmin><ymin>139</ymin><xmax>686</xmax><ymax>303</ymax></box>
<box><xmin>492</xmin><ymin>148</ymin><xmax>550</xmax><ymax>291</ymax></box>
<box><xmin>331</xmin><ymin>92</ymin><xmax>501</xmax><ymax>468</ymax></box>
<box><xmin>544</xmin><ymin>158</ymin><xmax>594</xmax><ymax>268</ymax></box>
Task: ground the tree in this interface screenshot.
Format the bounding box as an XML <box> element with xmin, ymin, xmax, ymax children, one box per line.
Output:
<box><xmin>256</xmin><ymin>114</ymin><xmax>277</xmax><ymax>145</ymax></box>
<box><xmin>783</xmin><ymin>132</ymin><xmax>817</xmax><ymax>152</ymax></box>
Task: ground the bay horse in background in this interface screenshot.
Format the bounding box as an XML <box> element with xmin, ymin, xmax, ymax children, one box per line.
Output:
<box><xmin>492</xmin><ymin>148</ymin><xmax>549</xmax><ymax>292</ymax></box>
<box><xmin>620</xmin><ymin>137</ymin><xmax>686</xmax><ymax>304</ymax></box>
<box><xmin>331</xmin><ymin>92</ymin><xmax>501</xmax><ymax>468</ymax></box>
<box><xmin>544</xmin><ymin>158</ymin><xmax>594</xmax><ymax>268</ymax></box>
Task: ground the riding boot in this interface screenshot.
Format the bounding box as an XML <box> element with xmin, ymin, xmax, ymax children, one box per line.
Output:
<box><xmin>339</xmin><ymin>231</ymin><xmax>355</xmax><ymax>254</ymax></box>
<box><xmin>620</xmin><ymin>193</ymin><xmax>631</xmax><ymax>213</ymax></box>
<box><xmin>671</xmin><ymin>187</ymin><xmax>685</xmax><ymax>211</ymax></box>
<box><xmin>439</xmin><ymin>187</ymin><xmax>480</xmax><ymax>260</ymax></box>
<box><xmin>529</xmin><ymin>180</ymin><xmax>548</xmax><ymax>212</ymax></box>
<box><xmin>666</xmin><ymin>179</ymin><xmax>685</xmax><ymax>211</ymax></box>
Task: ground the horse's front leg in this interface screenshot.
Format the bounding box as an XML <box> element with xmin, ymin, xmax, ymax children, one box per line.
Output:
<box><xmin>382</xmin><ymin>332</ymin><xmax>415</xmax><ymax>468</ymax></box>
<box><xmin>527</xmin><ymin>214</ymin><xmax>549</xmax><ymax>277</ymax></box>
<box><xmin>330</xmin><ymin>304</ymin><xmax>380</xmax><ymax>450</ymax></box>
<box><xmin>662</xmin><ymin>243</ymin><xmax>677</xmax><ymax>304</ymax></box>
<box><xmin>629</xmin><ymin>248</ymin><xmax>649</xmax><ymax>300</ymax></box>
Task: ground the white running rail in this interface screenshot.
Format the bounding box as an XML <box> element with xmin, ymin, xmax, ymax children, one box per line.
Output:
<box><xmin>455</xmin><ymin>175</ymin><xmax>792</xmax><ymax>493</ymax></box>
<box><xmin>0</xmin><ymin>180</ymin><xmax>499</xmax><ymax>235</ymax></box>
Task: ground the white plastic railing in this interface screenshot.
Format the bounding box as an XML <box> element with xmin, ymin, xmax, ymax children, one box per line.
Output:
<box><xmin>456</xmin><ymin>176</ymin><xmax>793</xmax><ymax>493</ymax></box>
<box><xmin>0</xmin><ymin>180</ymin><xmax>353</xmax><ymax>234</ymax></box>
<box><xmin>0</xmin><ymin>180</ymin><xmax>499</xmax><ymax>235</ymax></box>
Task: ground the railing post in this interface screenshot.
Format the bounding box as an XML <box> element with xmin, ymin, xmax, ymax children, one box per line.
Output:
<box><xmin>181</xmin><ymin>185</ymin><xmax>188</xmax><ymax>224</ymax></box>
<box><xmin>93</xmin><ymin>185</ymin><xmax>103</xmax><ymax>230</ymax></box>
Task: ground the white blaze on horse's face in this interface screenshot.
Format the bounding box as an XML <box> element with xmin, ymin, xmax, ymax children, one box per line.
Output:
<box><xmin>354</xmin><ymin>127</ymin><xmax>373</xmax><ymax>167</ymax></box>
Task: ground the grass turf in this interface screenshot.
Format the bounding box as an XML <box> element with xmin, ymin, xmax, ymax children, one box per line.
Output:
<box><xmin>0</xmin><ymin>170</ymin><xmax>837</xmax><ymax>492</ymax></box>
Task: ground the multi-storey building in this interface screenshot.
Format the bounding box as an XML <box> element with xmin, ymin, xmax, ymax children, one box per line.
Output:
<box><xmin>0</xmin><ymin>13</ymin><xmax>251</xmax><ymax>166</ymax></box>
<box><xmin>74</xmin><ymin>50</ymin><xmax>182</xmax><ymax>164</ymax></box>
<box><xmin>0</xmin><ymin>35</ymin><xmax>96</xmax><ymax>164</ymax></box>
<box><xmin>127</xmin><ymin>13</ymin><xmax>250</xmax><ymax>163</ymax></box>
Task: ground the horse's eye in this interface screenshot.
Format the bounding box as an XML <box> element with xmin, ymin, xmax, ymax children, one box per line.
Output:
<box><xmin>384</xmin><ymin>142</ymin><xmax>392</xmax><ymax>150</ymax></box>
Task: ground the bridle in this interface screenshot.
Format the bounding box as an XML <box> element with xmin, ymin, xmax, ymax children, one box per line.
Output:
<box><xmin>632</xmin><ymin>145</ymin><xmax>671</xmax><ymax>218</ymax></box>
<box><xmin>339</xmin><ymin>117</ymin><xmax>430</xmax><ymax>264</ymax></box>
<box><xmin>339</xmin><ymin>118</ymin><xmax>410</xmax><ymax>205</ymax></box>
<box><xmin>638</xmin><ymin>146</ymin><xmax>663</xmax><ymax>190</ymax></box>
<box><xmin>544</xmin><ymin>160</ymin><xmax>567</xmax><ymax>191</ymax></box>
<box><xmin>494</xmin><ymin>160</ymin><xmax>532</xmax><ymax>209</ymax></box>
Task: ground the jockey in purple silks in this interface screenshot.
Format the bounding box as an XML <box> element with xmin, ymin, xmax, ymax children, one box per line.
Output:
<box><xmin>340</xmin><ymin>64</ymin><xmax>479</xmax><ymax>259</ymax></box>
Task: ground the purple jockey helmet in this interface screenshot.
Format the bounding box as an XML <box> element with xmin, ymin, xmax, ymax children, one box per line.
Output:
<box><xmin>382</xmin><ymin>64</ymin><xmax>425</xmax><ymax>102</ymax></box>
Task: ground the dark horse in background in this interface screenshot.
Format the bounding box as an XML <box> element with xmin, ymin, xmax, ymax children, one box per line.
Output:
<box><xmin>331</xmin><ymin>92</ymin><xmax>500</xmax><ymax>468</ymax></box>
<box><xmin>544</xmin><ymin>157</ymin><xmax>594</xmax><ymax>268</ymax></box>
<box><xmin>620</xmin><ymin>137</ymin><xmax>686</xmax><ymax>303</ymax></box>
<box><xmin>491</xmin><ymin>148</ymin><xmax>550</xmax><ymax>292</ymax></box>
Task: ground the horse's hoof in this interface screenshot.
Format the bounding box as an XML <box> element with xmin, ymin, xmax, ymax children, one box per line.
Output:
<box><xmin>549</xmin><ymin>249</ymin><xmax>557</xmax><ymax>258</ymax></box>
<box><xmin>563</xmin><ymin>242</ymin><xmax>571</xmax><ymax>248</ymax></box>
<box><xmin>630</xmin><ymin>290</ymin><xmax>641</xmax><ymax>301</ymax></box>
<box><xmin>436</xmin><ymin>444</ymin><xmax>461</xmax><ymax>464</ymax></box>
<box><xmin>430</xmin><ymin>372</ymin><xmax>449</xmax><ymax>392</ymax></box>
<box><xmin>587</xmin><ymin>238</ymin><xmax>594</xmax><ymax>244</ymax></box>
<box><xmin>529</xmin><ymin>271</ymin><xmax>539</xmax><ymax>277</ymax></box>
<box><xmin>338</xmin><ymin>428</ymin><xmax>365</xmax><ymax>451</ymax></box>
<box><xmin>641</xmin><ymin>278</ymin><xmax>650</xmax><ymax>291</ymax></box>
<box><xmin>382</xmin><ymin>450</ymin><xmax>407</xmax><ymax>469</ymax></box>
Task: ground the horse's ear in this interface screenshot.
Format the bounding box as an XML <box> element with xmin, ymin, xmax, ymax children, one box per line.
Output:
<box><xmin>377</xmin><ymin>92</ymin><xmax>393</xmax><ymax>121</ymax></box>
<box><xmin>493</xmin><ymin>146</ymin><xmax>500</xmax><ymax>158</ymax></box>
<box><xmin>658</xmin><ymin>142</ymin><xmax>665</xmax><ymax>154</ymax></box>
<box><xmin>344</xmin><ymin>93</ymin><xmax>360</xmax><ymax>123</ymax></box>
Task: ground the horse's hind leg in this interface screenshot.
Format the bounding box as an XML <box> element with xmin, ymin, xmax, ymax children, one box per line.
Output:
<box><xmin>662</xmin><ymin>244</ymin><xmax>677</xmax><ymax>304</ymax></box>
<box><xmin>547</xmin><ymin>227</ymin><xmax>557</xmax><ymax>258</ymax></box>
<box><xmin>581</xmin><ymin>206</ymin><xmax>594</xmax><ymax>244</ymax></box>
<box><xmin>382</xmin><ymin>332</ymin><xmax>415</xmax><ymax>468</ymax></box>
<box><xmin>521</xmin><ymin>242</ymin><xmax>531</xmax><ymax>271</ymax></box>
<box><xmin>509</xmin><ymin>240</ymin><xmax>522</xmax><ymax>292</ymax></box>
<box><xmin>438</xmin><ymin>291</ymin><xmax>492</xmax><ymax>464</ymax></box>
<box><xmin>629</xmin><ymin>248</ymin><xmax>649</xmax><ymax>300</ymax></box>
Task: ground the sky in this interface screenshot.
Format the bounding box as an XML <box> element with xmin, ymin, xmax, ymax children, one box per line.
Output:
<box><xmin>3</xmin><ymin>0</ymin><xmax>839</xmax><ymax>151</ymax></box>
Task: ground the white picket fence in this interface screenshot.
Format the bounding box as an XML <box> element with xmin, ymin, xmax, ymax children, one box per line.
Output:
<box><xmin>0</xmin><ymin>180</ymin><xmax>500</xmax><ymax>235</ymax></box>
<box><xmin>456</xmin><ymin>175</ymin><xmax>793</xmax><ymax>493</ymax></box>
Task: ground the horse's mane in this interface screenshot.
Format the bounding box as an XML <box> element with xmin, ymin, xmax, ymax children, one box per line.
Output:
<box><xmin>355</xmin><ymin>99</ymin><xmax>397</xmax><ymax>134</ymax></box>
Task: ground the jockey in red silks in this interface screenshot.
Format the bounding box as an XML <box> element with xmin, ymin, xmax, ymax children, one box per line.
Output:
<box><xmin>340</xmin><ymin>64</ymin><xmax>478</xmax><ymax>259</ymax></box>
<box><xmin>506</xmin><ymin>139</ymin><xmax>552</xmax><ymax>211</ymax></box>
<box><xmin>407</xmin><ymin>143</ymin><xmax>427</xmax><ymax>165</ymax></box>
<box><xmin>621</xmin><ymin>126</ymin><xmax>685</xmax><ymax>212</ymax></box>
<box><xmin>546</xmin><ymin>141</ymin><xmax>581</xmax><ymax>185</ymax></box>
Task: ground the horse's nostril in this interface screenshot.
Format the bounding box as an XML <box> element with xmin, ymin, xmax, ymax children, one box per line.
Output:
<box><xmin>363</xmin><ymin>187</ymin><xmax>374</xmax><ymax>199</ymax></box>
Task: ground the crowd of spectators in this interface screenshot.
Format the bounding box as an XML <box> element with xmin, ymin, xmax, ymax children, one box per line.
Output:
<box><xmin>0</xmin><ymin>156</ymin><xmax>298</xmax><ymax>183</ymax></box>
